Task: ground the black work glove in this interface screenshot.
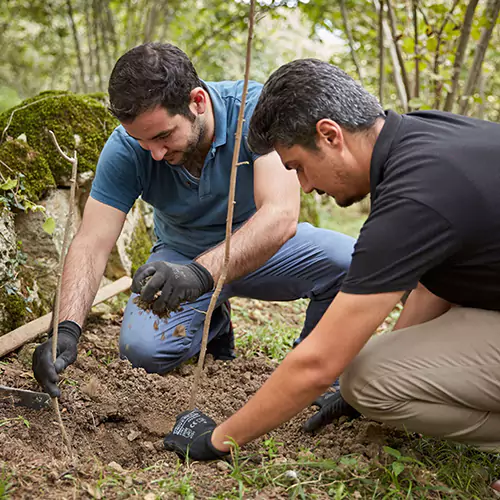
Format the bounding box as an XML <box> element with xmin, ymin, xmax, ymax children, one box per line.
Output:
<box><xmin>164</xmin><ymin>409</ymin><xmax>229</xmax><ymax>461</ymax></box>
<box><xmin>32</xmin><ymin>320</ymin><xmax>81</xmax><ymax>398</ymax></box>
<box><xmin>303</xmin><ymin>391</ymin><xmax>361</xmax><ymax>433</ymax></box>
<box><xmin>131</xmin><ymin>261</ymin><xmax>214</xmax><ymax>313</ymax></box>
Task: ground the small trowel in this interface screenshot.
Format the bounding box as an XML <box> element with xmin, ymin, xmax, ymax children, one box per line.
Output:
<box><xmin>0</xmin><ymin>385</ymin><xmax>51</xmax><ymax>410</ymax></box>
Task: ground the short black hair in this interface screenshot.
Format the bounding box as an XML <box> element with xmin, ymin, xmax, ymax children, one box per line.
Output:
<box><xmin>108</xmin><ymin>42</ymin><xmax>202</xmax><ymax>122</ymax></box>
<box><xmin>248</xmin><ymin>59</ymin><xmax>384</xmax><ymax>154</ymax></box>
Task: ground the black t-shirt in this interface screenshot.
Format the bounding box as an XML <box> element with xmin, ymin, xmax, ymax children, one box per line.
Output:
<box><xmin>342</xmin><ymin>110</ymin><xmax>500</xmax><ymax>311</ymax></box>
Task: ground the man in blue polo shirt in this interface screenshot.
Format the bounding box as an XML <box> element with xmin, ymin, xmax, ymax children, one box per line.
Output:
<box><xmin>32</xmin><ymin>43</ymin><xmax>355</xmax><ymax>394</ymax></box>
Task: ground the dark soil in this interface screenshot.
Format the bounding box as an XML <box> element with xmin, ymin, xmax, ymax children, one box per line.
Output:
<box><xmin>0</xmin><ymin>313</ymin><xmax>414</xmax><ymax>499</ymax></box>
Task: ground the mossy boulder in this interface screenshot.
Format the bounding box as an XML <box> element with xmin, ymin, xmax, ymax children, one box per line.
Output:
<box><xmin>0</xmin><ymin>138</ymin><xmax>55</xmax><ymax>202</ymax></box>
<box><xmin>0</xmin><ymin>90</ymin><xmax>119</xmax><ymax>184</ymax></box>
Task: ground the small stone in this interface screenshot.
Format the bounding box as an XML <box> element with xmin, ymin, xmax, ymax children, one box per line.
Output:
<box><xmin>127</xmin><ymin>430</ymin><xmax>141</xmax><ymax>442</ymax></box>
<box><xmin>107</xmin><ymin>461</ymin><xmax>124</xmax><ymax>473</ymax></box>
<box><xmin>338</xmin><ymin>415</ymin><xmax>349</xmax><ymax>425</ymax></box>
<box><xmin>124</xmin><ymin>476</ymin><xmax>133</xmax><ymax>488</ymax></box>
<box><xmin>284</xmin><ymin>470</ymin><xmax>297</xmax><ymax>480</ymax></box>
<box><xmin>216</xmin><ymin>461</ymin><xmax>231</xmax><ymax>472</ymax></box>
<box><xmin>82</xmin><ymin>377</ymin><xmax>101</xmax><ymax>399</ymax></box>
<box><xmin>144</xmin><ymin>493</ymin><xmax>156</xmax><ymax>500</ymax></box>
<box><xmin>141</xmin><ymin>441</ymin><xmax>155</xmax><ymax>452</ymax></box>
<box><xmin>153</xmin><ymin>439</ymin><xmax>164</xmax><ymax>451</ymax></box>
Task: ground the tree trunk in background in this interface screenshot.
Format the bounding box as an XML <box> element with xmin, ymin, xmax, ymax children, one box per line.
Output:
<box><xmin>340</xmin><ymin>0</ymin><xmax>364</xmax><ymax>85</ymax></box>
<box><xmin>432</xmin><ymin>0</ymin><xmax>460</xmax><ymax>109</ymax></box>
<box><xmin>443</xmin><ymin>0</ymin><xmax>480</xmax><ymax>112</ymax></box>
<box><xmin>459</xmin><ymin>0</ymin><xmax>500</xmax><ymax>115</ymax></box>
<box><xmin>67</xmin><ymin>0</ymin><xmax>87</xmax><ymax>92</ymax></box>
<box><xmin>386</xmin><ymin>0</ymin><xmax>412</xmax><ymax>104</ymax></box>
<box><xmin>412</xmin><ymin>0</ymin><xmax>419</xmax><ymax>101</ymax></box>
<box><xmin>378</xmin><ymin>0</ymin><xmax>385</xmax><ymax>106</ymax></box>
<box><xmin>373</xmin><ymin>0</ymin><xmax>408</xmax><ymax>110</ymax></box>
<box><xmin>92</xmin><ymin>0</ymin><xmax>104</xmax><ymax>91</ymax></box>
<box><xmin>85</xmin><ymin>1</ymin><xmax>96</xmax><ymax>92</ymax></box>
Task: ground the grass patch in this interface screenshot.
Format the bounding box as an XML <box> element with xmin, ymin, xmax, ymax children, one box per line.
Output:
<box><xmin>219</xmin><ymin>443</ymin><xmax>465</xmax><ymax>499</ymax></box>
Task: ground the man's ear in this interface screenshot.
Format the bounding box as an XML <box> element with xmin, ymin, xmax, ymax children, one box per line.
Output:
<box><xmin>190</xmin><ymin>87</ymin><xmax>208</xmax><ymax>114</ymax></box>
<box><xmin>316</xmin><ymin>119</ymin><xmax>343</xmax><ymax>148</ymax></box>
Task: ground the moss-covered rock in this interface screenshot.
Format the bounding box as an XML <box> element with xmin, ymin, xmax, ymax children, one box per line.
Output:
<box><xmin>0</xmin><ymin>91</ymin><xmax>119</xmax><ymax>184</ymax></box>
<box><xmin>0</xmin><ymin>139</ymin><xmax>55</xmax><ymax>202</ymax></box>
<box><xmin>0</xmin><ymin>289</ymin><xmax>27</xmax><ymax>332</ymax></box>
<box><xmin>299</xmin><ymin>191</ymin><xmax>320</xmax><ymax>227</ymax></box>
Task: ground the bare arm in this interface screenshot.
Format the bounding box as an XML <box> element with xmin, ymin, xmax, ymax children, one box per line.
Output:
<box><xmin>211</xmin><ymin>290</ymin><xmax>403</xmax><ymax>449</ymax></box>
<box><xmin>196</xmin><ymin>151</ymin><xmax>300</xmax><ymax>283</ymax></box>
<box><xmin>58</xmin><ymin>197</ymin><xmax>126</xmax><ymax>325</ymax></box>
<box><xmin>393</xmin><ymin>283</ymin><xmax>451</xmax><ymax>331</ymax></box>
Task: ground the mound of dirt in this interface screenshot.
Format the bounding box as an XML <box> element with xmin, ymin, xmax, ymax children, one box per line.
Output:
<box><xmin>0</xmin><ymin>315</ymin><xmax>407</xmax><ymax>498</ymax></box>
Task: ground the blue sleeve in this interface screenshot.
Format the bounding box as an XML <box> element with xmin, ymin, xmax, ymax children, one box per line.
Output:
<box><xmin>90</xmin><ymin>128</ymin><xmax>142</xmax><ymax>214</ymax></box>
<box><xmin>242</xmin><ymin>81</ymin><xmax>263</xmax><ymax>163</ymax></box>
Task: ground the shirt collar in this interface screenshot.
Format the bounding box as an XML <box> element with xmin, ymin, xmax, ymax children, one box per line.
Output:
<box><xmin>370</xmin><ymin>110</ymin><xmax>402</xmax><ymax>201</ymax></box>
<box><xmin>203</xmin><ymin>81</ymin><xmax>227</xmax><ymax>148</ymax></box>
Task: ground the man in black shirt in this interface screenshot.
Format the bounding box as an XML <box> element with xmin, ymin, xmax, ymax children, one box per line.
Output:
<box><xmin>163</xmin><ymin>59</ymin><xmax>500</xmax><ymax>461</ymax></box>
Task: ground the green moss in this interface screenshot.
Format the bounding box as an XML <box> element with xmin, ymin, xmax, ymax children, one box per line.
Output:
<box><xmin>0</xmin><ymin>91</ymin><xmax>119</xmax><ymax>183</ymax></box>
<box><xmin>299</xmin><ymin>191</ymin><xmax>320</xmax><ymax>226</ymax></box>
<box><xmin>126</xmin><ymin>210</ymin><xmax>153</xmax><ymax>275</ymax></box>
<box><xmin>0</xmin><ymin>290</ymin><xmax>28</xmax><ymax>332</ymax></box>
<box><xmin>0</xmin><ymin>139</ymin><xmax>55</xmax><ymax>201</ymax></box>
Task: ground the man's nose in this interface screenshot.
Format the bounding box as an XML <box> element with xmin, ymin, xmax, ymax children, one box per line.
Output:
<box><xmin>150</xmin><ymin>144</ymin><xmax>167</xmax><ymax>161</ymax></box>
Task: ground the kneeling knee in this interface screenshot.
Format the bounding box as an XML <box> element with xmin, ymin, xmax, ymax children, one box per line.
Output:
<box><xmin>119</xmin><ymin>336</ymin><xmax>160</xmax><ymax>373</ymax></box>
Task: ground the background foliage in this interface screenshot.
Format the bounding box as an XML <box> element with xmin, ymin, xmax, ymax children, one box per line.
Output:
<box><xmin>1</xmin><ymin>0</ymin><xmax>498</xmax><ymax>118</ymax></box>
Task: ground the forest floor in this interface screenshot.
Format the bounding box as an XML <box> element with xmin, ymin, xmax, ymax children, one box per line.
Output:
<box><xmin>1</xmin><ymin>203</ymin><xmax>499</xmax><ymax>499</ymax></box>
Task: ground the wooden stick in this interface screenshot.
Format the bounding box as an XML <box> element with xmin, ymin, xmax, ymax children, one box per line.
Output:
<box><xmin>0</xmin><ymin>276</ymin><xmax>131</xmax><ymax>358</ymax></box>
<box><xmin>188</xmin><ymin>0</ymin><xmax>256</xmax><ymax>410</ymax></box>
<box><xmin>48</xmin><ymin>130</ymin><xmax>79</xmax><ymax>458</ymax></box>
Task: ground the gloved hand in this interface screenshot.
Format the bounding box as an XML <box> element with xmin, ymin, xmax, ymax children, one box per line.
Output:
<box><xmin>164</xmin><ymin>409</ymin><xmax>229</xmax><ymax>461</ymax></box>
<box><xmin>303</xmin><ymin>391</ymin><xmax>361</xmax><ymax>433</ymax></box>
<box><xmin>131</xmin><ymin>261</ymin><xmax>214</xmax><ymax>313</ymax></box>
<box><xmin>32</xmin><ymin>320</ymin><xmax>81</xmax><ymax>397</ymax></box>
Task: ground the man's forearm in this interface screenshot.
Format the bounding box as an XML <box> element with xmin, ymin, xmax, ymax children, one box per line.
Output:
<box><xmin>196</xmin><ymin>205</ymin><xmax>297</xmax><ymax>283</ymax></box>
<box><xmin>58</xmin><ymin>236</ymin><xmax>109</xmax><ymax>326</ymax></box>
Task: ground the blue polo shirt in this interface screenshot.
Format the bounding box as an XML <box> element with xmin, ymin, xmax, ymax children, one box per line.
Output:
<box><xmin>90</xmin><ymin>81</ymin><xmax>262</xmax><ymax>258</ymax></box>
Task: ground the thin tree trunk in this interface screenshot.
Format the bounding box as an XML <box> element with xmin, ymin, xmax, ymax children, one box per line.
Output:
<box><xmin>105</xmin><ymin>2</ymin><xmax>120</xmax><ymax>61</ymax></box>
<box><xmin>386</xmin><ymin>0</ymin><xmax>412</xmax><ymax>103</ymax></box>
<box><xmin>459</xmin><ymin>0</ymin><xmax>500</xmax><ymax>115</ymax></box>
<box><xmin>125</xmin><ymin>0</ymin><xmax>134</xmax><ymax>50</ymax></box>
<box><xmin>98</xmin><ymin>0</ymin><xmax>114</xmax><ymax>76</ymax></box>
<box><xmin>85</xmin><ymin>1</ymin><xmax>95</xmax><ymax>92</ymax></box>
<box><xmin>340</xmin><ymin>0</ymin><xmax>364</xmax><ymax>85</ymax></box>
<box><xmin>412</xmin><ymin>0</ymin><xmax>419</xmax><ymax>100</ymax></box>
<box><xmin>66</xmin><ymin>0</ymin><xmax>87</xmax><ymax>92</ymax></box>
<box><xmin>443</xmin><ymin>0</ymin><xmax>480</xmax><ymax>112</ymax></box>
<box><xmin>432</xmin><ymin>0</ymin><xmax>460</xmax><ymax>108</ymax></box>
<box><xmin>92</xmin><ymin>0</ymin><xmax>104</xmax><ymax>91</ymax></box>
<box><xmin>378</xmin><ymin>0</ymin><xmax>385</xmax><ymax>106</ymax></box>
<box><xmin>143</xmin><ymin>3</ymin><xmax>159</xmax><ymax>42</ymax></box>
<box><xmin>373</xmin><ymin>0</ymin><xmax>408</xmax><ymax>110</ymax></box>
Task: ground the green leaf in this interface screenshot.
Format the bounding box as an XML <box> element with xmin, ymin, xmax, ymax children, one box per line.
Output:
<box><xmin>0</xmin><ymin>178</ymin><xmax>18</xmax><ymax>191</ymax></box>
<box><xmin>383</xmin><ymin>446</ymin><xmax>401</xmax><ymax>459</ymax></box>
<box><xmin>42</xmin><ymin>217</ymin><xmax>55</xmax><ymax>235</ymax></box>
<box><xmin>392</xmin><ymin>461</ymin><xmax>405</xmax><ymax>477</ymax></box>
<box><xmin>426</xmin><ymin>36</ymin><xmax>438</xmax><ymax>53</ymax></box>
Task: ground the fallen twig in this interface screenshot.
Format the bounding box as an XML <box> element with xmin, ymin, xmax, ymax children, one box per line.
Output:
<box><xmin>188</xmin><ymin>0</ymin><xmax>256</xmax><ymax>409</ymax></box>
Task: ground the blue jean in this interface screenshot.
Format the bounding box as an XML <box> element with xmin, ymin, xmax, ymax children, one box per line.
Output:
<box><xmin>119</xmin><ymin>223</ymin><xmax>355</xmax><ymax>373</ymax></box>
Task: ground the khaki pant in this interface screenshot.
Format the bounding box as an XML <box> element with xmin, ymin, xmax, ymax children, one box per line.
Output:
<box><xmin>340</xmin><ymin>307</ymin><xmax>500</xmax><ymax>451</ymax></box>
